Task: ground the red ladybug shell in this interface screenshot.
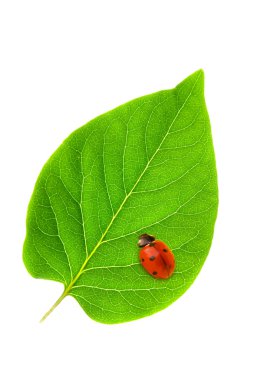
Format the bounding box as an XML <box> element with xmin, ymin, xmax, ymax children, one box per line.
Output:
<box><xmin>139</xmin><ymin>240</ymin><xmax>175</xmax><ymax>279</ymax></box>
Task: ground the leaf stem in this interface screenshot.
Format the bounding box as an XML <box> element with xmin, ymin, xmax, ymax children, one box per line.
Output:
<box><xmin>40</xmin><ymin>289</ymin><xmax>67</xmax><ymax>323</ymax></box>
<box><xmin>39</xmin><ymin>257</ymin><xmax>89</xmax><ymax>322</ymax></box>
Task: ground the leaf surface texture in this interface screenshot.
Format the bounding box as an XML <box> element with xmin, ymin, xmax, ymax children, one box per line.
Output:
<box><xmin>23</xmin><ymin>70</ymin><xmax>218</xmax><ymax>323</ymax></box>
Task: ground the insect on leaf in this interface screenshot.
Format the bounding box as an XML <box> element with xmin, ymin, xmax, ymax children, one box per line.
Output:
<box><xmin>23</xmin><ymin>70</ymin><xmax>218</xmax><ymax>324</ymax></box>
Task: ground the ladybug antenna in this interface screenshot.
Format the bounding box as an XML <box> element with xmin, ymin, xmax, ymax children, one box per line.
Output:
<box><xmin>138</xmin><ymin>233</ymin><xmax>155</xmax><ymax>247</ymax></box>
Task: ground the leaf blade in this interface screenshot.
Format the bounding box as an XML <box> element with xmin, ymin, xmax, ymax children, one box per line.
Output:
<box><xmin>23</xmin><ymin>70</ymin><xmax>218</xmax><ymax>323</ymax></box>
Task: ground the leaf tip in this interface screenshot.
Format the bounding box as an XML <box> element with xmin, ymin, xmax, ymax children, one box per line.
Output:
<box><xmin>189</xmin><ymin>68</ymin><xmax>205</xmax><ymax>85</ymax></box>
<box><xmin>177</xmin><ymin>69</ymin><xmax>205</xmax><ymax>95</ymax></box>
<box><xmin>196</xmin><ymin>68</ymin><xmax>205</xmax><ymax>86</ymax></box>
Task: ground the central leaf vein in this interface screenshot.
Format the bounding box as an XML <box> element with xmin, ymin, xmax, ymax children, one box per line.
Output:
<box><xmin>62</xmin><ymin>71</ymin><xmax>202</xmax><ymax>294</ymax></box>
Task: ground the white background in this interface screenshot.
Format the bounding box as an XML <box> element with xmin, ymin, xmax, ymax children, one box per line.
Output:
<box><xmin>0</xmin><ymin>1</ymin><xmax>253</xmax><ymax>379</ymax></box>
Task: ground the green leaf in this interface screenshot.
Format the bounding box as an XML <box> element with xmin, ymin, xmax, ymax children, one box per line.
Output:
<box><xmin>23</xmin><ymin>70</ymin><xmax>218</xmax><ymax>324</ymax></box>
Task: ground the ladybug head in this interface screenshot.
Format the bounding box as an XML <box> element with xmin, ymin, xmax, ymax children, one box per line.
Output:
<box><xmin>137</xmin><ymin>233</ymin><xmax>155</xmax><ymax>247</ymax></box>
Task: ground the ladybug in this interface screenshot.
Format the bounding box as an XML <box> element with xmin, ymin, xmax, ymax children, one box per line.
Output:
<box><xmin>138</xmin><ymin>234</ymin><xmax>175</xmax><ymax>279</ymax></box>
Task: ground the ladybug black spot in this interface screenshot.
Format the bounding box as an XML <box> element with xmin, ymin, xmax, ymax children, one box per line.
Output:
<box><xmin>163</xmin><ymin>248</ymin><xmax>168</xmax><ymax>252</ymax></box>
<box><xmin>142</xmin><ymin>258</ymin><xmax>145</xmax><ymax>262</ymax></box>
<box><xmin>149</xmin><ymin>256</ymin><xmax>155</xmax><ymax>261</ymax></box>
<box><xmin>153</xmin><ymin>271</ymin><xmax>158</xmax><ymax>275</ymax></box>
